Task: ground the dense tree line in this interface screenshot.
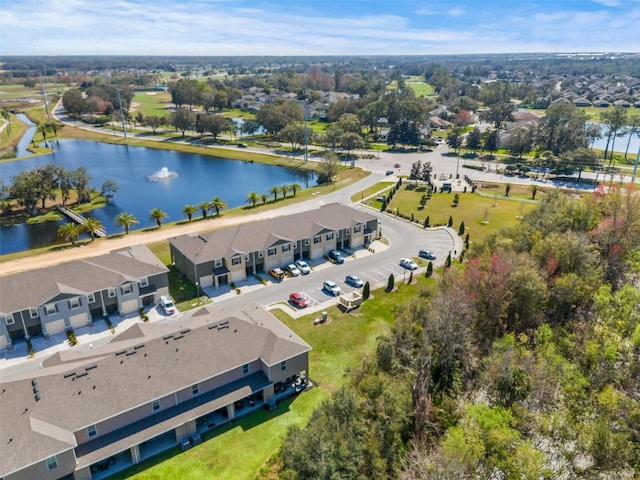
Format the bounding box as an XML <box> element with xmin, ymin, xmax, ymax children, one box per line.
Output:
<box><xmin>276</xmin><ymin>187</ymin><xmax>640</xmax><ymax>479</ymax></box>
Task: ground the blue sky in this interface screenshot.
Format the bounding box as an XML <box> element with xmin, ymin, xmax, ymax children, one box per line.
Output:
<box><xmin>1</xmin><ymin>0</ymin><xmax>639</xmax><ymax>56</ymax></box>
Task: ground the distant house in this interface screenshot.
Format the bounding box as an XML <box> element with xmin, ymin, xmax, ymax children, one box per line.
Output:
<box><xmin>594</xmin><ymin>99</ymin><xmax>610</xmax><ymax>108</ymax></box>
<box><xmin>573</xmin><ymin>98</ymin><xmax>592</xmax><ymax>107</ymax></box>
<box><xmin>634</xmin><ymin>101</ymin><xmax>640</xmax><ymax>109</ymax></box>
<box><xmin>613</xmin><ymin>99</ymin><xmax>631</xmax><ymax>108</ymax></box>
<box><xmin>0</xmin><ymin>302</ymin><xmax>311</xmax><ymax>480</ymax></box>
<box><xmin>428</xmin><ymin>116</ymin><xmax>452</xmax><ymax>129</ymax></box>
<box><xmin>0</xmin><ymin>245</ymin><xmax>169</xmax><ymax>350</ymax></box>
<box><xmin>169</xmin><ymin>203</ymin><xmax>378</xmax><ymax>289</ymax></box>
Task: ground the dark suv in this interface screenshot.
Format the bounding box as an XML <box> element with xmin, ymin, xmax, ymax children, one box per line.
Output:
<box><xmin>328</xmin><ymin>250</ymin><xmax>344</xmax><ymax>264</ymax></box>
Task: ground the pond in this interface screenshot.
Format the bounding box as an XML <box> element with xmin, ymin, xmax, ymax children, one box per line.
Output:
<box><xmin>0</xmin><ymin>140</ymin><xmax>316</xmax><ymax>255</ymax></box>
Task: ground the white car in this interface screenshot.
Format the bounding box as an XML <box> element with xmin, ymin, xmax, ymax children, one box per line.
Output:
<box><xmin>400</xmin><ymin>258</ymin><xmax>418</xmax><ymax>270</ymax></box>
<box><xmin>159</xmin><ymin>295</ymin><xmax>176</xmax><ymax>315</ymax></box>
<box><xmin>295</xmin><ymin>259</ymin><xmax>311</xmax><ymax>275</ymax></box>
<box><xmin>323</xmin><ymin>280</ymin><xmax>341</xmax><ymax>296</ymax></box>
<box><xmin>287</xmin><ymin>263</ymin><xmax>301</xmax><ymax>276</ymax></box>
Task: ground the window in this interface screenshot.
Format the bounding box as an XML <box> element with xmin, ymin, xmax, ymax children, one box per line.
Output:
<box><xmin>45</xmin><ymin>304</ymin><xmax>57</xmax><ymax>316</ymax></box>
<box><xmin>231</xmin><ymin>257</ymin><xmax>242</xmax><ymax>266</ymax></box>
<box><xmin>69</xmin><ymin>298</ymin><xmax>80</xmax><ymax>309</ymax></box>
<box><xmin>29</xmin><ymin>308</ymin><xmax>38</xmax><ymax>319</ymax></box>
<box><xmin>108</xmin><ymin>288</ymin><xmax>116</xmax><ymax>298</ymax></box>
<box><xmin>46</xmin><ymin>456</ymin><xmax>58</xmax><ymax>470</ymax></box>
<box><xmin>282</xmin><ymin>244</ymin><xmax>290</xmax><ymax>252</ymax></box>
<box><xmin>245</xmin><ymin>254</ymin><xmax>250</xmax><ymax>262</ymax></box>
<box><xmin>121</xmin><ymin>284</ymin><xmax>133</xmax><ymax>295</ymax></box>
<box><xmin>280</xmin><ymin>361</ymin><xmax>287</xmax><ymax>371</ymax></box>
<box><xmin>192</xmin><ymin>384</ymin><xmax>199</xmax><ymax>395</ymax></box>
<box><xmin>87</xmin><ymin>293</ymin><xmax>95</xmax><ymax>303</ymax></box>
<box><xmin>152</xmin><ymin>400</ymin><xmax>160</xmax><ymax>411</ymax></box>
<box><xmin>326</xmin><ymin>233</ymin><xmax>334</xmax><ymax>241</ymax></box>
<box><xmin>243</xmin><ymin>363</ymin><xmax>249</xmax><ymax>374</ymax></box>
<box><xmin>87</xmin><ymin>425</ymin><xmax>97</xmax><ymax>438</ymax></box>
<box><xmin>344</xmin><ymin>228</ymin><xmax>350</xmax><ymax>236</ymax></box>
<box><xmin>304</xmin><ymin>238</ymin><xmax>309</xmax><ymax>246</ymax></box>
<box><xmin>313</xmin><ymin>235</ymin><xmax>321</xmax><ymax>244</ymax></box>
<box><xmin>4</xmin><ymin>315</ymin><xmax>14</xmax><ymax>326</ymax></box>
<box><xmin>354</xmin><ymin>225</ymin><xmax>361</xmax><ymax>233</ymax></box>
<box><xmin>214</xmin><ymin>259</ymin><xmax>222</xmax><ymax>268</ymax></box>
<box><xmin>267</xmin><ymin>247</ymin><xmax>276</xmax><ymax>256</ymax></box>
<box><xmin>139</xmin><ymin>277</ymin><xmax>149</xmax><ymax>288</ymax></box>
<box><xmin>258</xmin><ymin>251</ymin><xmax>264</xmax><ymax>259</ymax></box>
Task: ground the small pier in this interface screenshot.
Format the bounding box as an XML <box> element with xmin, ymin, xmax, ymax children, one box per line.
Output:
<box><xmin>56</xmin><ymin>206</ymin><xmax>107</xmax><ymax>238</ymax></box>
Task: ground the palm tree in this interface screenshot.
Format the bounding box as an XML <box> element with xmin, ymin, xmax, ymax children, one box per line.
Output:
<box><xmin>280</xmin><ymin>184</ymin><xmax>290</xmax><ymax>198</ymax></box>
<box><xmin>182</xmin><ymin>204</ymin><xmax>197</xmax><ymax>222</ymax></box>
<box><xmin>57</xmin><ymin>222</ymin><xmax>82</xmax><ymax>245</ymax></box>
<box><xmin>246</xmin><ymin>191</ymin><xmax>259</xmax><ymax>208</ymax></box>
<box><xmin>83</xmin><ymin>217</ymin><xmax>104</xmax><ymax>241</ymax></box>
<box><xmin>210</xmin><ymin>196</ymin><xmax>227</xmax><ymax>216</ymax></box>
<box><xmin>505</xmin><ymin>183</ymin><xmax>511</xmax><ymax>197</ymax></box>
<box><xmin>114</xmin><ymin>212</ymin><xmax>139</xmax><ymax>234</ymax></box>
<box><xmin>260</xmin><ymin>193</ymin><xmax>268</xmax><ymax>205</ymax></box>
<box><xmin>150</xmin><ymin>208</ymin><xmax>168</xmax><ymax>228</ymax></box>
<box><xmin>269</xmin><ymin>186</ymin><xmax>279</xmax><ymax>201</ymax></box>
<box><xmin>290</xmin><ymin>183</ymin><xmax>301</xmax><ymax>197</ymax></box>
<box><xmin>530</xmin><ymin>184</ymin><xmax>538</xmax><ymax>200</ymax></box>
<box><xmin>198</xmin><ymin>201</ymin><xmax>210</xmax><ymax>219</ymax></box>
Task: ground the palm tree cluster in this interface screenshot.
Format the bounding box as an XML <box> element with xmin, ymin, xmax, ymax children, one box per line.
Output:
<box><xmin>245</xmin><ymin>183</ymin><xmax>302</xmax><ymax>208</ymax></box>
<box><xmin>181</xmin><ymin>196</ymin><xmax>228</xmax><ymax>222</ymax></box>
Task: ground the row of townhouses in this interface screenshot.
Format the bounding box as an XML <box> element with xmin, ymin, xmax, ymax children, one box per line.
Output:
<box><xmin>0</xmin><ymin>245</ymin><xmax>169</xmax><ymax>351</ymax></box>
<box><xmin>169</xmin><ymin>203</ymin><xmax>379</xmax><ymax>288</ymax></box>
<box><xmin>0</xmin><ymin>302</ymin><xmax>311</xmax><ymax>480</ymax></box>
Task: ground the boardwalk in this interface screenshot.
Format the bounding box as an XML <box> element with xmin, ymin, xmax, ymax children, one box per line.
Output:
<box><xmin>55</xmin><ymin>205</ymin><xmax>107</xmax><ymax>238</ymax></box>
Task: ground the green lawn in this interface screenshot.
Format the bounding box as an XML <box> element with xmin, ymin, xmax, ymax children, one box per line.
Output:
<box><xmin>407</xmin><ymin>81</ymin><xmax>435</xmax><ymax>97</ymax></box>
<box><xmin>132</xmin><ymin>92</ymin><xmax>173</xmax><ymax>117</ymax></box>
<box><xmin>350</xmin><ymin>180</ymin><xmax>396</xmax><ymax>203</ymax></box>
<box><xmin>380</xmin><ymin>185</ymin><xmax>536</xmax><ymax>244</ymax></box>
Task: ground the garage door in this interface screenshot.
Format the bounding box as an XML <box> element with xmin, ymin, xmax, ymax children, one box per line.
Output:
<box><xmin>120</xmin><ymin>299</ymin><xmax>139</xmax><ymax>315</ymax></box>
<box><xmin>46</xmin><ymin>320</ymin><xmax>66</xmax><ymax>336</ymax></box>
<box><xmin>70</xmin><ymin>313</ymin><xmax>89</xmax><ymax>329</ymax></box>
<box><xmin>0</xmin><ymin>334</ymin><xmax>7</xmax><ymax>350</ymax></box>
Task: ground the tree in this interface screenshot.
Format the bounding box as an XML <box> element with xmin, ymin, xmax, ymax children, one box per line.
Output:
<box><xmin>256</xmin><ymin>99</ymin><xmax>303</xmax><ymax>137</ymax></box>
<box><xmin>169</xmin><ymin>108</ymin><xmax>195</xmax><ymax>136</ymax></box>
<box><xmin>424</xmin><ymin>216</ymin><xmax>430</xmax><ymax>228</ymax></box>
<box><xmin>269</xmin><ymin>186</ymin><xmax>280</xmax><ymax>201</ymax></box>
<box><xmin>340</xmin><ymin>132</ymin><xmax>364</xmax><ymax>161</ymax></box>
<box><xmin>505</xmin><ymin>127</ymin><xmax>534</xmax><ymax>158</ymax></box>
<box><xmin>210</xmin><ymin>196</ymin><xmax>226</xmax><ymax>216</ymax></box>
<box><xmin>479</xmin><ymin>102</ymin><xmax>515</xmax><ymax>129</ymax></box>
<box><xmin>290</xmin><ymin>183</ymin><xmax>301</xmax><ymax>197</ymax></box>
<box><xmin>62</xmin><ymin>89</ymin><xmax>86</xmax><ymax>117</ymax></box>
<box><xmin>465</xmin><ymin>126</ymin><xmax>482</xmax><ymax>153</ymax></box>
<box><xmin>72</xmin><ymin>167</ymin><xmax>92</xmax><ymax>204</ymax></box>
<box><xmin>536</xmin><ymin>102</ymin><xmax>588</xmax><ymax>155</ymax></box>
<box><xmin>483</xmin><ymin>128</ymin><xmax>500</xmax><ymax>154</ymax></box>
<box><xmin>149</xmin><ymin>208</ymin><xmax>168</xmax><ymax>227</ymax></box>
<box><xmin>425</xmin><ymin>261</ymin><xmax>433</xmax><ymax>278</ymax></box>
<box><xmin>279</xmin><ymin>122</ymin><xmax>306</xmax><ymax>155</ymax></box>
<box><xmin>600</xmin><ymin>107</ymin><xmax>628</xmax><ymax>165</ymax></box>
<box><xmin>363</xmin><ymin>281</ymin><xmax>370</xmax><ymax>300</ymax></box>
<box><xmin>198</xmin><ymin>201</ymin><xmax>210</xmax><ymax>219</ymax></box>
<box><xmin>182</xmin><ymin>204</ymin><xmax>197</xmax><ymax>221</ymax></box>
<box><xmin>458</xmin><ymin>221</ymin><xmax>465</xmax><ymax>236</ymax></box>
<box><xmin>280</xmin><ymin>184</ymin><xmax>290</xmax><ymax>198</ymax></box>
<box><xmin>445</xmin><ymin>253</ymin><xmax>452</xmax><ymax>267</ymax></box>
<box><xmin>143</xmin><ymin>115</ymin><xmax>164</xmax><ymax>134</ymax></box>
<box><xmin>57</xmin><ymin>222</ymin><xmax>82</xmax><ymax>245</ymax></box>
<box><xmin>505</xmin><ymin>183</ymin><xmax>511</xmax><ymax>197</ymax></box>
<box><xmin>260</xmin><ymin>193</ymin><xmax>268</xmax><ymax>205</ymax></box>
<box><xmin>446</xmin><ymin>127</ymin><xmax>463</xmax><ymax>152</ymax></box>
<box><xmin>317</xmin><ymin>152</ymin><xmax>339</xmax><ymax>184</ymax></box>
<box><xmin>114</xmin><ymin>212</ymin><xmax>139</xmax><ymax>234</ymax></box>
<box><xmin>83</xmin><ymin>217</ymin><xmax>103</xmax><ymax>241</ymax></box>
<box><xmin>100</xmin><ymin>179</ymin><xmax>119</xmax><ymax>203</ymax></box>
<box><xmin>386</xmin><ymin>273</ymin><xmax>395</xmax><ymax>292</ymax></box>
<box><xmin>558</xmin><ymin>147</ymin><xmax>598</xmax><ymax>179</ymax></box>
<box><xmin>246</xmin><ymin>191</ymin><xmax>259</xmax><ymax>208</ymax></box>
<box><xmin>447</xmin><ymin>216</ymin><xmax>453</xmax><ymax>228</ymax></box>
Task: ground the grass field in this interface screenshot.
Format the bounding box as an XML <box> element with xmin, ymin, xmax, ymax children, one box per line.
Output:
<box><xmin>407</xmin><ymin>81</ymin><xmax>435</xmax><ymax>97</ymax></box>
<box><xmin>131</xmin><ymin>92</ymin><xmax>173</xmax><ymax>117</ymax></box>
<box><xmin>371</xmin><ymin>185</ymin><xmax>537</xmax><ymax>245</ymax></box>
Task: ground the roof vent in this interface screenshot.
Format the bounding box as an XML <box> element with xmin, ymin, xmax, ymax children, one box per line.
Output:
<box><xmin>115</xmin><ymin>350</ymin><xmax>127</xmax><ymax>356</ymax></box>
<box><xmin>63</xmin><ymin>372</ymin><xmax>76</xmax><ymax>379</ymax></box>
<box><xmin>134</xmin><ymin>344</ymin><xmax>145</xmax><ymax>349</ymax></box>
<box><xmin>31</xmin><ymin>379</ymin><xmax>37</xmax><ymax>387</ymax></box>
<box><xmin>180</xmin><ymin>328</ymin><xmax>191</xmax><ymax>334</ymax></box>
<box><xmin>125</xmin><ymin>351</ymin><xmax>137</xmax><ymax>356</ymax></box>
<box><xmin>85</xmin><ymin>365</ymin><xmax>97</xmax><ymax>371</ymax></box>
<box><xmin>163</xmin><ymin>335</ymin><xmax>173</xmax><ymax>340</ymax></box>
<box><xmin>173</xmin><ymin>335</ymin><xmax>184</xmax><ymax>340</ymax></box>
<box><xmin>76</xmin><ymin>372</ymin><xmax>88</xmax><ymax>378</ymax></box>
<box><xmin>35</xmin><ymin>393</ymin><xmax>41</xmax><ymax>402</ymax></box>
<box><xmin>33</xmin><ymin>386</ymin><xmax>39</xmax><ymax>394</ymax></box>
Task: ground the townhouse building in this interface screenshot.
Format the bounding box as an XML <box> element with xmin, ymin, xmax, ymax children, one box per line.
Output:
<box><xmin>0</xmin><ymin>302</ymin><xmax>311</xmax><ymax>480</ymax></box>
<box><xmin>0</xmin><ymin>245</ymin><xmax>169</xmax><ymax>350</ymax></box>
<box><xmin>169</xmin><ymin>203</ymin><xmax>378</xmax><ymax>288</ymax></box>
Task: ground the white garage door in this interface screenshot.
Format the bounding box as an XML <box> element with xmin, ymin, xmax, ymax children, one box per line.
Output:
<box><xmin>0</xmin><ymin>334</ymin><xmax>7</xmax><ymax>350</ymax></box>
<box><xmin>70</xmin><ymin>313</ymin><xmax>89</xmax><ymax>329</ymax></box>
<box><xmin>47</xmin><ymin>320</ymin><xmax>66</xmax><ymax>336</ymax></box>
<box><xmin>120</xmin><ymin>299</ymin><xmax>139</xmax><ymax>315</ymax></box>
<box><xmin>199</xmin><ymin>276</ymin><xmax>213</xmax><ymax>288</ymax></box>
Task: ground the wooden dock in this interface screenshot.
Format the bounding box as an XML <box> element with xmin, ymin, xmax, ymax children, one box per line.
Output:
<box><xmin>56</xmin><ymin>206</ymin><xmax>107</xmax><ymax>238</ymax></box>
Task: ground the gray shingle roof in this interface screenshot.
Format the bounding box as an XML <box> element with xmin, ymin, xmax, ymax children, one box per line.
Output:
<box><xmin>0</xmin><ymin>246</ymin><xmax>168</xmax><ymax>314</ymax></box>
<box><xmin>0</xmin><ymin>302</ymin><xmax>310</xmax><ymax>476</ymax></box>
<box><xmin>170</xmin><ymin>203</ymin><xmax>376</xmax><ymax>263</ymax></box>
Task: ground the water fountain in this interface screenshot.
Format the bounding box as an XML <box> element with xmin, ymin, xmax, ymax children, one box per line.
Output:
<box><xmin>148</xmin><ymin>166</ymin><xmax>178</xmax><ymax>181</ymax></box>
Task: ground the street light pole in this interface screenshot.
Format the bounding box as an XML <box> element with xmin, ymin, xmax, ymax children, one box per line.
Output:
<box><xmin>456</xmin><ymin>154</ymin><xmax>460</xmax><ymax>179</ymax></box>
<box><xmin>196</xmin><ymin>282</ymin><xmax>200</xmax><ymax>305</ymax></box>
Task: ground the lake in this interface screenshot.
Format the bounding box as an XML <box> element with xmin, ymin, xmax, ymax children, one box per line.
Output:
<box><xmin>0</xmin><ymin>140</ymin><xmax>316</xmax><ymax>255</ymax></box>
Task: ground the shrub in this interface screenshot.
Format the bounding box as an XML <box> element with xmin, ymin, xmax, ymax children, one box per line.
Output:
<box><xmin>424</xmin><ymin>216</ymin><xmax>430</xmax><ymax>228</ymax></box>
<box><xmin>425</xmin><ymin>261</ymin><xmax>433</xmax><ymax>278</ymax></box>
<box><xmin>386</xmin><ymin>274</ymin><xmax>395</xmax><ymax>292</ymax></box>
<box><xmin>408</xmin><ymin>271</ymin><xmax>413</xmax><ymax>284</ymax></box>
<box><xmin>447</xmin><ymin>216</ymin><xmax>453</xmax><ymax>228</ymax></box>
<box><xmin>66</xmin><ymin>330</ymin><xmax>78</xmax><ymax>346</ymax></box>
<box><xmin>363</xmin><ymin>281</ymin><xmax>370</xmax><ymax>300</ymax></box>
<box><xmin>465</xmin><ymin>233</ymin><xmax>470</xmax><ymax>249</ymax></box>
<box><xmin>453</xmin><ymin>193</ymin><xmax>460</xmax><ymax>206</ymax></box>
<box><xmin>458</xmin><ymin>221</ymin><xmax>465</xmax><ymax>236</ymax></box>
<box><xmin>445</xmin><ymin>253</ymin><xmax>452</xmax><ymax>268</ymax></box>
<box><xmin>230</xmin><ymin>281</ymin><xmax>236</xmax><ymax>290</ymax></box>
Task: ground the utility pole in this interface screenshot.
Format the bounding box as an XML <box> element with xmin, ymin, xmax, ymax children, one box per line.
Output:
<box><xmin>116</xmin><ymin>89</ymin><xmax>127</xmax><ymax>140</ymax></box>
<box><xmin>41</xmin><ymin>81</ymin><xmax>52</xmax><ymax>124</ymax></box>
<box><xmin>303</xmin><ymin>101</ymin><xmax>309</xmax><ymax>164</ymax></box>
<box><xmin>633</xmin><ymin>143</ymin><xmax>639</xmax><ymax>183</ymax></box>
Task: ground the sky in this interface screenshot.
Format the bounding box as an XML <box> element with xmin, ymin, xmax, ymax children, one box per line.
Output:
<box><xmin>1</xmin><ymin>0</ymin><xmax>639</xmax><ymax>56</ymax></box>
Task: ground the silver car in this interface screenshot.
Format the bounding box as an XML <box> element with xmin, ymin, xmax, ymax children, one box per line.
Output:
<box><xmin>295</xmin><ymin>259</ymin><xmax>311</xmax><ymax>274</ymax></box>
<box><xmin>323</xmin><ymin>280</ymin><xmax>341</xmax><ymax>296</ymax></box>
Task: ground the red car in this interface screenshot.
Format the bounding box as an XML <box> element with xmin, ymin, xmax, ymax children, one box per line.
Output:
<box><xmin>289</xmin><ymin>293</ymin><xmax>308</xmax><ymax>308</ymax></box>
